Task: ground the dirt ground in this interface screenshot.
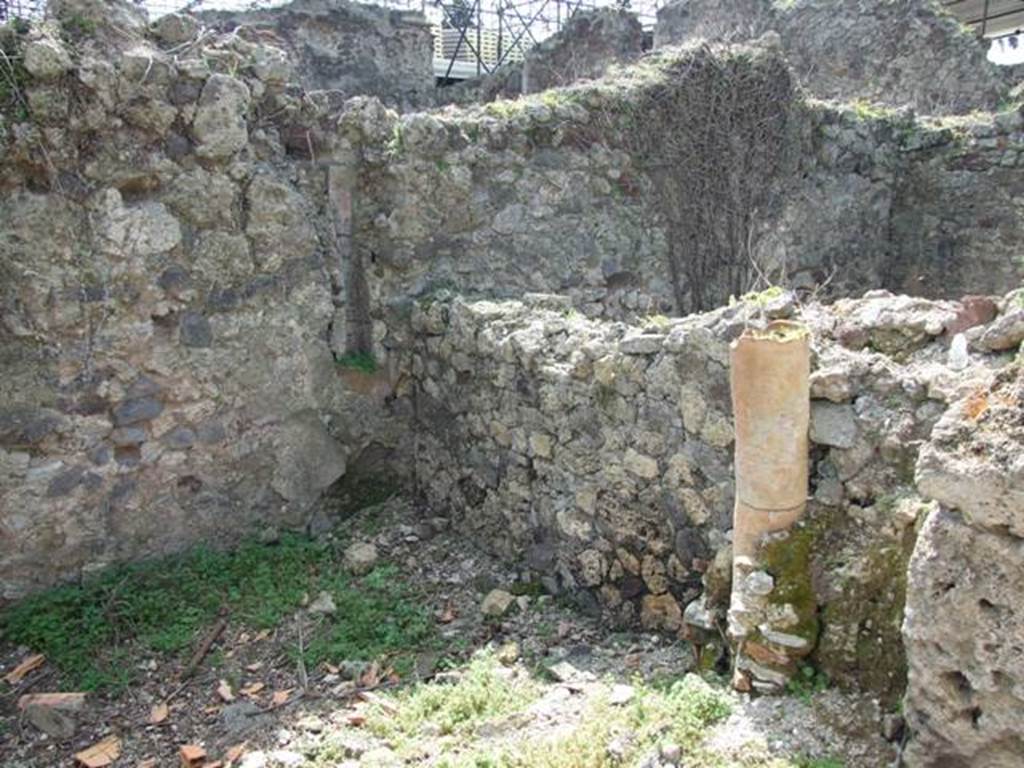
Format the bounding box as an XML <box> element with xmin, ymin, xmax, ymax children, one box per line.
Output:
<box><xmin>0</xmin><ymin>498</ymin><xmax>898</xmax><ymax>768</ymax></box>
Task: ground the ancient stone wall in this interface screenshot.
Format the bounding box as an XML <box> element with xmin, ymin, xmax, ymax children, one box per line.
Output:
<box><xmin>408</xmin><ymin>289</ymin><xmax>1016</xmax><ymax>706</ymax></box>
<box><xmin>655</xmin><ymin>0</ymin><xmax>1009</xmax><ymax>114</ymax></box>
<box><xmin>889</xmin><ymin>110</ymin><xmax>1024</xmax><ymax>297</ymax></box>
<box><xmin>411</xmin><ymin>294</ymin><xmax>735</xmax><ymax>633</ymax></box>
<box><xmin>904</xmin><ymin>353</ymin><xmax>1024</xmax><ymax>767</ymax></box>
<box><xmin>0</xmin><ymin>2</ymin><xmax>406</xmax><ymax>597</ymax></box>
<box><xmin>350</xmin><ymin>92</ymin><xmax>676</xmax><ymax>323</ymax></box>
<box><xmin>2</xmin><ymin>4</ymin><xmax>1024</xmax><ymax>761</ymax></box>
<box><xmin>351</xmin><ymin>46</ymin><xmax>1024</xmax><ymax>326</ymax></box>
<box><xmin>3</xmin><ymin>1</ymin><xmax>1022</xmax><ymax>602</ymax></box>
<box><xmin>199</xmin><ymin>0</ymin><xmax>435</xmax><ymax>110</ymax></box>
<box><xmin>654</xmin><ymin>0</ymin><xmax>773</xmax><ymax>46</ymax></box>
<box><xmin>350</xmin><ymin>43</ymin><xmax>911</xmax><ymax>329</ymax></box>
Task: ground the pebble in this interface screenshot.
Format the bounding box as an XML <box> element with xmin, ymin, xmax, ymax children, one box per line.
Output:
<box><xmin>606</xmin><ymin>735</ymin><xmax>632</xmax><ymax>761</ymax></box>
<box><xmin>660</xmin><ymin>742</ymin><xmax>682</xmax><ymax>763</ymax></box>
<box><xmin>344</xmin><ymin>542</ymin><xmax>380</xmax><ymax>575</ymax></box>
<box><xmin>947</xmin><ymin>333</ymin><xmax>968</xmax><ymax>370</ymax></box>
<box><xmin>268</xmin><ymin>749</ymin><xmax>305</xmax><ymax>767</ymax></box>
<box><xmin>496</xmin><ymin>640</ymin><xmax>520</xmax><ymax>665</ymax></box>
<box><xmin>481</xmin><ymin>588</ymin><xmax>515</xmax><ymax>617</ymax></box>
<box><xmin>259</xmin><ymin>526</ymin><xmax>281</xmax><ymax>545</ymax></box>
<box><xmin>298</xmin><ymin>715</ymin><xmax>325</xmax><ymax>733</ymax></box>
<box><xmin>609</xmin><ymin>683</ymin><xmax>635</xmax><ymax>705</ymax></box>
<box><xmin>222</xmin><ymin>700</ymin><xmax>266</xmax><ymax>735</ymax></box>
<box><xmin>744</xmin><ymin>570</ymin><xmax>775</xmax><ymax>596</ymax></box>
<box><xmin>307</xmin><ymin>590</ymin><xmax>337</xmax><ymax>615</ymax></box>
<box><xmin>546</xmin><ymin>660</ymin><xmax>596</xmax><ymax>684</ymax></box>
<box><xmin>239</xmin><ymin>753</ymin><xmax>267</xmax><ymax>768</ymax></box>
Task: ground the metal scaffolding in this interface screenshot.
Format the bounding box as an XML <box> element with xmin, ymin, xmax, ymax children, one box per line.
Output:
<box><xmin>941</xmin><ymin>0</ymin><xmax>1024</xmax><ymax>37</ymax></box>
<box><xmin>425</xmin><ymin>0</ymin><xmax>662</xmax><ymax>80</ymax></box>
<box><xmin>0</xmin><ymin>0</ymin><xmax>44</xmax><ymax>22</ymax></box>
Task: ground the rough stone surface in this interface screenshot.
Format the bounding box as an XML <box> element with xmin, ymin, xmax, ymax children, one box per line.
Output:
<box><xmin>2</xmin><ymin>13</ymin><xmax>1024</xmax><ymax>762</ymax></box>
<box><xmin>655</xmin><ymin>0</ymin><xmax>1007</xmax><ymax>114</ymax></box>
<box><xmin>353</xmin><ymin>48</ymin><xmax>1023</xmax><ymax>325</ymax></box>
<box><xmin>975</xmin><ymin>308</ymin><xmax>1024</xmax><ymax>352</ymax></box>
<box><xmin>20</xmin><ymin>693</ymin><xmax>85</xmax><ymax>739</ymax></box>
<box><xmin>916</xmin><ymin>368</ymin><xmax>1024</xmax><ymax>537</ymax></box>
<box><xmin>192</xmin><ymin>75</ymin><xmax>251</xmax><ymax>159</ymax></box>
<box><xmin>307</xmin><ymin>590</ymin><xmax>338</xmax><ymax>615</ymax></box>
<box><xmin>272</xmin><ymin>413</ymin><xmax>348</xmax><ymax>507</ymax></box>
<box><xmin>889</xmin><ymin>119</ymin><xmax>1024</xmax><ymax>298</ymax></box>
<box><xmin>151</xmin><ymin>13</ymin><xmax>200</xmax><ymax>45</ymax></box>
<box><xmin>904</xmin><ymin>510</ymin><xmax>1024</xmax><ymax>767</ymax></box>
<box><xmin>810</xmin><ymin>402</ymin><xmax>858</xmax><ymax>449</ymax></box>
<box><xmin>200</xmin><ymin>0</ymin><xmax>435</xmax><ymax>109</ymax></box>
<box><xmin>903</xmin><ymin>367</ymin><xmax>1024</xmax><ymax>767</ymax></box>
<box><xmin>411</xmin><ymin>291</ymin><xmax>1008</xmax><ymax>705</ymax></box>
<box><xmin>22</xmin><ymin>31</ymin><xmax>73</xmax><ymax>80</ymax></box>
<box><xmin>0</xmin><ymin>0</ymin><xmax>404</xmax><ymax>597</ymax></box>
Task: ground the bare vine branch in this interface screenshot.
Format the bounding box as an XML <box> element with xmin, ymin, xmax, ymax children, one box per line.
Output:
<box><xmin>590</xmin><ymin>44</ymin><xmax>797</xmax><ymax>314</ymax></box>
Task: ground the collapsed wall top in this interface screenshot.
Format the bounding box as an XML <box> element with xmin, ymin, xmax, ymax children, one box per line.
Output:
<box><xmin>198</xmin><ymin>0</ymin><xmax>435</xmax><ymax>110</ymax></box>
<box><xmin>655</xmin><ymin>0</ymin><xmax>1010</xmax><ymax>114</ymax></box>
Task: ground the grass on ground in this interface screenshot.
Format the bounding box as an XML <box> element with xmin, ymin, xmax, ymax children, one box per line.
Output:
<box><xmin>463</xmin><ymin>674</ymin><xmax>733</xmax><ymax>768</ymax></box>
<box><xmin>304</xmin><ymin>653</ymin><xmax>847</xmax><ymax>768</ymax></box>
<box><xmin>0</xmin><ymin>534</ymin><xmax>435</xmax><ymax>691</ymax></box>
<box><xmin>371</xmin><ymin>652</ymin><xmax>542</xmax><ymax>744</ymax></box>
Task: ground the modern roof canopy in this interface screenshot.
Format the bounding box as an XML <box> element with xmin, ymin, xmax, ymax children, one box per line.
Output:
<box><xmin>944</xmin><ymin>0</ymin><xmax>1024</xmax><ymax>38</ymax></box>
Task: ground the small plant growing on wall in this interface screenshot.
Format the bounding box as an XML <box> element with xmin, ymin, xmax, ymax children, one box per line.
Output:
<box><xmin>58</xmin><ymin>13</ymin><xmax>96</xmax><ymax>43</ymax></box>
<box><xmin>336</xmin><ymin>351</ymin><xmax>378</xmax><ymax>374</ymax></box>
<box><xmin>386</xmin><ymin>122</ymin><xmax>405</xmax><ymax>156</ymax></box>
<box><xmin>0</xmin><ymin>22</ymin><xmax>30</xmax><ymax>121</ymax></box>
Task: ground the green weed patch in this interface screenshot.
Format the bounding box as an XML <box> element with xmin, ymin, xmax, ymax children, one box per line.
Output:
<box><xmin>1</xmin><ymin>535</ymin><xmax>434</xmax><ymax>690</ymax></box>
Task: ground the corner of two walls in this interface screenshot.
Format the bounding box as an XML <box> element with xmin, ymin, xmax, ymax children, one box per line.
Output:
<box><xmin>343</xmin><ymin>42</ymin><xmax>1024</xmax><ymax>714</ymax></box>
<box><xmin>0</xmin><ymin>1</ymin><xmax>419</xmax><ymax>598</ymax></box>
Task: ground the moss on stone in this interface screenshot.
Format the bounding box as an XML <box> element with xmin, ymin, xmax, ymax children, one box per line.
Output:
<box><xmin>811</xmin><ymin>494</ymin><xmax>930</xmax><ymax>708</ymax></box>
<box><xmin>815</xmin><ymin>526</ymin><xmax>919</xmax><ymax>708</ymax></box>
<box><xmin>850</xmin><ymin>98</ymin><xmax>899</xmax><ymax>122</ymax></box>
<box><xmin>697</xmin><ymin>639</ymin><xmax>726</xmax><ymax>675</ymax></box>
<box><xmin>593</xmin><ymin>381</ymin><xmax>616</xmax><ymax>412</ymax></box>
<box><xmin>758</xmin><ymin>519</ymin><xmax>821</xmax><ymax>646</ymax></box>
<box><xmin>745</xmin><ymin>321</ymin><xmax>809</xmax><ymax>343</ymax></box>
<box><xmin>735</xmin><ymin>284</ymin><xmax>785</xmax><ymax>306</ymax></box>
<box><xmin>336</xmin><ymin>351</ymin><xmax>378</xmax><ymax>374</ymax></box>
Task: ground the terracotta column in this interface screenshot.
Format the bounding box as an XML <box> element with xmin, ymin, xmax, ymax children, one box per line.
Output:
<box><xmin>728</xmin><ymin>321</ymin><xmax>813</xmax><ymax>692</ymax></box>
<box><xmin>730</xmin><ymin>321</ymin><xmax>810</xmax><ymax>559</ymax></box>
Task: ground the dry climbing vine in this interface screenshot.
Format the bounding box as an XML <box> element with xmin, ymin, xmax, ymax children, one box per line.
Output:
<box><xmin>594</xmin><ymin>45</ymin><xmax>798</xmax><ymax>313</ymax></box>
